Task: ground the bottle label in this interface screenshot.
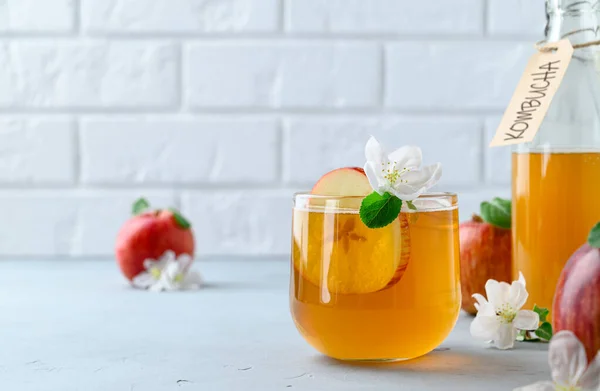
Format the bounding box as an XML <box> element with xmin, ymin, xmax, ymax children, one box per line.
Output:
<box><xmin>490</xmin><ymin>39</ymin><xmax>574</xmax><ymax>147</ymax></box>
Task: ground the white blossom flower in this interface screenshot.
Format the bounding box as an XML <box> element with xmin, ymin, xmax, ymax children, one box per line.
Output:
<box><xmin>470</xmin><ymin>272</ymin><xmax>540</xmax><ymax>350</ymax></box>
<box><xmin>363</xmin><ymin>136</ymin><xmax>442</xmax><ymax>201</ymax></box>
<box><xmin>515</xmin><ymin>331</ymin><xmax>600</xmax><ymax>391</ymax></box>
<box><xmin>132</xmin><ymin>250</ymin><xmax>202</xmax><ymax>292</ymax></box>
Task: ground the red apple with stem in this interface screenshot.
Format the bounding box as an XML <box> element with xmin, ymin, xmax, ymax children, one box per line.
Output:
<box><xmin>553</xmin><ymin>222</ymin><xmax>600</xmax><ymax>363</ymax></box>
<box><xmin>459</xmin><ymin>198</ymin><xmax>512</xmax><ymax>315</ymax></box>
<box><xmin>115</xmin><ymin>198</ymin><xmax>195</xmax><ymax>281</ymax></box>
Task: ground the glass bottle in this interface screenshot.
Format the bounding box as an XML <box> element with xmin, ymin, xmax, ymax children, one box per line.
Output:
<box><xmin>512</xmin><ymin>0</ymin><xmax>600</xmax><ymax>311</ymax></box>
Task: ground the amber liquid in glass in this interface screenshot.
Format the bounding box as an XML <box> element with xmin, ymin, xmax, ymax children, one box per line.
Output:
<box><xmin>513</xmin><ymin>152</ymin><xmax>600</xmax><ymax>310</ymax></box>
<box><xmin>290</xmin><ymin>207</ymin><xmax>460</xmax><ymax>361</ymax></box>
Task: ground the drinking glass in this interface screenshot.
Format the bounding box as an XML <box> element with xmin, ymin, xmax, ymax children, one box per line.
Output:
<box><xmin>290</xmin><ymin>193</ymin><xmax>461</xmax><ymax>361</ymax></box>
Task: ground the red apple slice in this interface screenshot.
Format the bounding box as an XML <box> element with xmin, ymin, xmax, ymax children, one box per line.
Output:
<box><xmin>311</xmin><ymin>167</ymin><xmax>372</xmax><ymax>196</ymax></box>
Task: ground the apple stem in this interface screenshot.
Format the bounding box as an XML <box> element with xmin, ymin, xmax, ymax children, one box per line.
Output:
<box><xmin>472</xmin><ymin>214</ymin><xmax>484</xmax><ymax>223</ymax></box>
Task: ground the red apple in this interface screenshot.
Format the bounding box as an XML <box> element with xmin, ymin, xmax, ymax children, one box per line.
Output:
<box><xmin>115</xmin><ymin>198</ymin><xmax>195</xmax><ymax>281</ymax></box>
<box><xmin>460</xmin><ymin>214</ymin><xmax>512</xmax><ymax>315</ymax></box>
<box><xmin>311</xmin><ymin>167</ymin><xmax>372</xmax><ymax>196</ymax></box>
<box><xmin>553</xmin><ymin>228</ymin><xmax>600</xmax><ymax>363</ymax></box>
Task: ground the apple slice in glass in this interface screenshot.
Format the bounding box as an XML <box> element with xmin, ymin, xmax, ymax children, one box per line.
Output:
<box><xmin>293</xmin><ymin>167</ymin><xmax>411</xmax><ymax>294</ymax></box>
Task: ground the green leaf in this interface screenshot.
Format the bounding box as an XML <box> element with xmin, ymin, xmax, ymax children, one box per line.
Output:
<box><xmin>359</xmin><ymin>192</ymin><xmax>402</xmax><ymax>229</ymax></box>
<box><xmin>492</xmin><ymin>197</ymin><xmax>511</xmax><ymax>211</ymax></box>
<box><xmin>132</xmin><ymin>198</ymin><xmax>150</xmax><ymax>216</ymax></box>
<box><xmin>535</xmin><ymin>322</ymin><xmax>553</xmax><ymax>341</ymax></box>
<box><xmin>533</xmin><ymin>305</ymin><xmax>549</xmax><ymax>323</ymax></box>
<box><xmin>588</xmin><ymin>222</ymin><xmax>600</xmax><ymax>248</ymax></box>
<box><xmin>516</xmin><ymin>330</ymin><xmax>527</xmax><ymax>342</ymax></box>
<box><xmin>480</xmin><ymin>197</ymin><xmax>511</xmax><ymax>229</ymax></box>
<box><xmin>406</xmin><ymin>201</ymin><xmax>417</xmax><ymax>211</ymax></box>
<box><xmin>168</xmin><ymin>208</ymin><xmax>192</xmax><ymax>230</ymax></box>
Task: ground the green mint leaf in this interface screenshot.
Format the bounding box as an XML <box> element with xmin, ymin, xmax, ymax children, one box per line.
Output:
<box><xmin>168</xmin><ymin>208</ymin><xmax>192</xmax><ymax>229</ymax></box>
<box><xmin>406</xmin><ymin>201</ymin><xmax>417</xmax><ymax>211</ymax></box>
<box><xmin>533</xmin><ymin>305</ymin><xmax>549</xmax><ymax>323</ymax></box>
<box><xmin>516</xmin><ymin>330</ymin><xmax>527</xmax><ymax>342</ymax></box>
<box><xmin>535</xmin><ymin>322</ymin><xmax>553</xmax><ymax>341</ymax></box>
<box><xmin>359</xmin><ymin>192</ymin><xmax>402</xmax><ymax>229</ymax></box>
<box><xmin>588</xmin><ymin>222</ymin><xmax>600</xmax><ymax>248</ymax></box>
<box><xmin>480</xmin><ymin>197</ymin><xmax>511</xmax><ymax>229</ymax></box>
<box><xmin>132</xmin><ymin>198</ymin><xmax>150</xmax><ymax>216</ymax></box>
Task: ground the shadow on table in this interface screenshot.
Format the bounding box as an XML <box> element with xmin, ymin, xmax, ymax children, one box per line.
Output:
<box><xmin>314</xmin><ymin>343</ymin><xmax>549</xmax><ymax>378</ymax></box>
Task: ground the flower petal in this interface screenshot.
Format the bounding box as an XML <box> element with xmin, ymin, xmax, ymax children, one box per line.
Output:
<box><xmin>548</xmin><ymin>331</ymin><xmax>589</xmax><ymax>387</ymax></box>
<box><xmin>518</xmin><ymin>271</ymin><xmax>527</xmax><ymax>288</ymax></box>
<box><xmin>177</xmin><ymin>254</ymin><xmax>193</xmax><ymax>270</ymax></box>
<box><xmin>182</xmin><ymin>270</ymin><xmax>203</xmax><ymax>290</ymax></box>
<box><xmin>365</xmin><ymin>136</ymin><xmax>385</xmax><ymax>165</ymax></box>
<box><xmin>398</xmin><ymin>163</ymin><xmax>442</xmax><ymax>189</ymax></box>
<box><xmin>485</xmin><ymin>279</ymin><xmax>511</xmax><ymax>307</ymax></box>
<box><xmin>409</xmin><ymin>163</ymin><xmax>442</xmax><ymax>189</ymax></box>
<box><xmin>470</xmin><ymin>314</ymin><xmax>500</xmax><ymax>341</ymax></box>
<box><xmin>493</xmin><ymin>324</ymin><xmax>517</xmax><ymax>350</ymax></box>
<box><xmin>578</xmin><ymin>351</ymin><xmax>600</xmax><ymax>390</ymax></box>
<box><xmin>472</xmin><ymin>293</ymin><xmax>488</xmax><ymax>312</ymax></box>
<box><xmin>514</xmin><ymin>310</ymin><xmax>540</xmax><ymax>331</ymax></box>
<box><xmin>160</xmin><ymin>250</ymin><xmax>176</xmax><ymax>262</ymax></box>
<box><xmin>143</xmin><ymin>258</ymin><xmax>158</xmax><ymax>270</ymax></box>
<box><xmin>131</xmin><ymin>272</ymin><xmax>155</xmax><ymax>289</ymax></box>
<box><xmin>477</xmin><ymin>301</ymin><xmax>497</xmax><ymax>318</ymax></box>
<box><xmin>508</xmin><ymin>279</ymin><xmax>529</xmax><ymax>310</ymax></box>
<box><xmin>423</xmin><ymin>163</ymin><xmax>442</xmax><ymax>188</ymax></box>
<box><xmin>389</xmin><ymin>183</ymin><xmax>426</xmax><ymax>201</ymax></box>
<box><xmin>163</xmin><ymin>260</ymin><xmax>183</xmax><ymax>280</ymax></box>
<box><xmin>388</xmin><ymin>145</ymin><xmax>422</xmax><ymax>170</ymax></box>
<box><xmin>364</xmin><ymin>162</ymin><xmax>385</xmax><ymax>195</ymax></box>
<box><xmin>513</xmin><ymin>381</ymin><xmax>556</xmax><ymax>391</ymax></box>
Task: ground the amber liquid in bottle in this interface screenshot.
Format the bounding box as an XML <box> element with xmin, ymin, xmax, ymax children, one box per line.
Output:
<box><xmin>512</xmin><ymin>152</ymin><xmax>600</xmax><ymax>310</ymax></box>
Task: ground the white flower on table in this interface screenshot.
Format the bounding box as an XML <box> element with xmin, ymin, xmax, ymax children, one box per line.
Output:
<box><xmin>363</xmin><ymin>136</ymin><xmax>442</xmax><ymax>202</ymax></box>
<box><xmin>470</xmin><ymin>273</ymin><xmax>540</xmax><ymax>350</ymax></box>
<box><xmin>132</xmin><ymin>250</ymin><xmax>202</xmax><ymax>292</ymax></box>
<box><xmin>515</xmin><ymin>331</ymin><xmax>600</xmax><ymax>391</ymax></box>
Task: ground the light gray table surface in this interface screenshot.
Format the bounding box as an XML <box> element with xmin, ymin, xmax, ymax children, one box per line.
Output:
<box><xmin>0</xmin><ymin>260</ymin><xmax>550</xmax><ymax>391</ymax></box>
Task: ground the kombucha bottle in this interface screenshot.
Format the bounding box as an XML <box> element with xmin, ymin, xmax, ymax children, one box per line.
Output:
<box><xmin>512</xmin><ymin>0</ymin><xmax>600</xmax><ymax>311</ymax></box>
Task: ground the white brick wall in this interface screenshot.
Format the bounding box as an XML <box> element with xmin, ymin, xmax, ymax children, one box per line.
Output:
<box><xmin>186</xmin><ymin>43</ymin><xmax>381</xmax><ymax>108</ymax></box>
<box><xmin>0</xmin><ymin>0</ymin><xmax>547</xmax><ymax>259</ymax></box>
<box><xmin>82</xmin><ymin>0</ymin><xmax>280</xmax><ymax>33</ymax></box>
<box><xmin>0</xmin><ymin>42</ymin><xmax>178</xmax><ymax>108</ymax></box>
<box><xmin>0</xmin><ymin>0</ymin><xmax>75</xmax><ymax>33</ymax></box>
<box><xmin>285</xmin><ymin>0</ymin><xmax>484</xmax><ymax>34</ymax></box>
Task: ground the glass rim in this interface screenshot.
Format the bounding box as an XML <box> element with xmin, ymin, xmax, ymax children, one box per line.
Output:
<box><xmin>293</xmin><ymin>191</ymin><xmax>457</xmax><ymax>200</ymax></box>
<box><xmin>293</xmin><ymin>192</ymin><xmax>458</xmax><ymax>212</ymax></box>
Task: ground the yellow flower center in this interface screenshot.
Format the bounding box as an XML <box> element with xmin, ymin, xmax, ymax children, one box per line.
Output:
<box><xmin>150</xmin><ymin>267</ymin><xmax>162</xmax><ymax>279</ymax></box>
<box><xmin>381</xmin><ymin>162</ymin><xmax>409</xmax><ymax>185</ymax></box>
<box><xmin>496</xmin><ymin>303</ymin><xmax>517</xmax><ymax>324</ymax></box>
